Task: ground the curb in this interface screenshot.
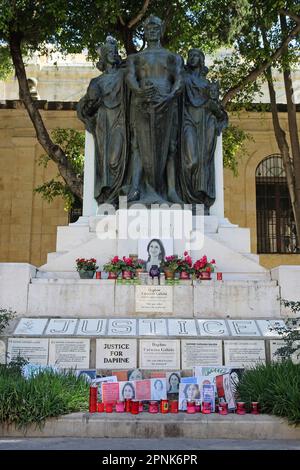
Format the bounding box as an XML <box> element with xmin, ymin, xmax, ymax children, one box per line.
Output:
<box><xmin>1</xmin><ymin>413</ymin><xmax>300</xmax><ymax>439</ymax></box>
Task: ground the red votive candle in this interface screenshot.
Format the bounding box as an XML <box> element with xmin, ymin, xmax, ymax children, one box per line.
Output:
<box><xmin>218</xmin><ymin>402</ymin><xmax>228</xmax><ymax>415</ymax></box>
<box><xmin>116</xmin><ymin>401</ymin><xmax>125</xmax><ymax>413</ymax></box>
<box><xmin>160</xmin><ymin>400</ymin><xmax>169</xmax><ymax>414</ymax></box>
<box><xmin>195</xmin><ymin>400</ymin><xmax>201</xmax><ymax>413</ymax></box>
<box><xmin>187</xmin><ymin>400</ymin><xmax>196</xmax><ymax>414</ymax></box>
<box><xmin>202</xmin><ymin>401</ymin><xmax>211</xmax><ymax>414</ymax></box>
<box><xmin>131</xmin><ymin>400</ymin><xmax>139</xmax><ymax>415</ymax></box>
<box><xmin>149</xmin><ymin>401</ymin><xmax>159</xmax><ymax>413</ymax></box>
<box><xmin>251</xmin><ymin>402</ymin><xmax>259</xmax><ymax>414</ymax></box>
<box><xmin>169</xmin><ymin>400</ymin><xmax>178</xmax><ymax>413</ymax></box>
<box><xmin>139</xmin><ymin>401</ymin><xmax>144</xmax><ymax>413</ymax></box>
<box><xmin>97</xmin><ymin>402</ymin><xmax>104</xmax><ymax>413</ymax></box>
<box><xmin>89</xmin><ymin>385</ymin><xmax>97</xmax><ymax>413</ymax></box>
<box><xmin>217</xmin><ymin>272</ymin><xmax>223</xmax><ymax>280</ymax></box>
<box><xmin>125</xmin><ymin>399</ymin><xmax>132</xmax><ymax>412</ymax></box>
<box><xmin>105</xmin><ymin>402</ymin><xmax>113</xmax><ymax>413</ymax></box>
<box><xmin>236</xmin><ymin>402</ymin><xmax>246</xmax><ymax>415</ymax></box>
<box><xmin>96</xmin><ymin>271</ymin><xmax>101</xmax><ymax>279</ymax></box>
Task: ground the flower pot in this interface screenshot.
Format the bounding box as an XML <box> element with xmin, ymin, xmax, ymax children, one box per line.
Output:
<box><xmin>180</xmin><ymin>271</ymin><xmax>190</xmax><ymax>280</ymax></box>
<box><xmin>78</xmin><ymin>270</ymin><xmax>95</xmax><ymax>279</ymax></box>
<box><xmin>198</xmin><ymin>271</ymin><xmax>211</xmax><ymax>280</ymax></box>
<box><xmin>108</xmin><ymin>272</ymin><xmax>118</xmax><ymax>280</ymax></box>
<box><xmin>122</xmin><ymin>270</ymin><xmax>132</xmax><ymax>280</ymax></box>
<box><xmin>164</xmin><ymin>270</ymin><xmax>175</xmax><ymax>280</ymax></box>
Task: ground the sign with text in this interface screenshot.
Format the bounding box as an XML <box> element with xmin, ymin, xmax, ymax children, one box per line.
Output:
<box><xmin>139</xmin><ymin>340</ymin><xmax>180</xmax><ymax>370</ymax></box>
<box><xmin>7</xmin><ymin>338</ymin><xmax>49</xmax><ymax>365</ymax></box>
<box><xmin>48</xmin><ymin>338</ymin><xmax>90</xmax><ymax>368</ymax></box>
<box><xmin>224</xmin><ymin>340</ymin><xmax>266</xmax><ymax>367</ymax></box>
<box><xmin>96</xmin><ymin>339</ymin><xmax>137</xmax><ymax>369</ymax></box>
<box><xmin>181</xmin><ymin>339</ymin><xmax>223</xmax><ymax>368</ymax></box>
<box><xmin>136</xmin><ymin>286</ymin><xmax>173</xmax><ymax>313</ymax></box>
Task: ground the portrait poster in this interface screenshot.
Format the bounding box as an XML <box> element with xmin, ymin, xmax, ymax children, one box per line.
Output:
<box><xmin>119</xmin><ymin>381</ymin><xmax>136</xmax><ymax>401</ymax></box>
<box><xmin>178</xmin><ymin>379</ymin><xmax>201</xmax><ymax>411</ymax></box>
<box><xmin>76</xmin><ymin>369</ymin><xmax>97</xmax><ymax>383</ymax></box>
<box><xmin>102</xmin><ymin>382</ymin><xmax>120</xmax><ymax>403</ymax></box>
<box><xmin>166</xmin><ymin>371</ymin><xmax>181</xmax><ymax>395</ymax></box>
<box><xmin>93</xmin><ymin>375</ymin><xmax>118</xmax><ymax>401</ymax></box>
<box><xmin>138</xmin><ymin>238</ymin><xmax>173</xmax><ymax>273</ymax></box>
<box><xmin>150</xmin><ymin>378</ymin><xmax>167</xmax><ymax>400</ymax></box>
<box><xmin>202</xmin><ymin>383</ymin><xmax>216</xmax><ymax>412</ymax></box>
<box><xmin>127</xmin><ymin>368</ymin><xmax>143</xmax><ymax>381</ymax></box>
<box><xmin>215</xmin><ymin>373</ymin><xmax>236</xmax><ymax>410</ymax></box>
<box><xmin>135</xmin><ymin>379</ymin><xmax>151</xmax><ymax>400</ymax></box>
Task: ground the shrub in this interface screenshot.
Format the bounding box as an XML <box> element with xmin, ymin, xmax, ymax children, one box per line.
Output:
<box><xmin>237</xmin><ymin>361</ymin><xmax>300</xmax><ymax>424</ymax></box>
<box><xmin>0</xmin><ymin>309</ymin><xmax>15</xmax><ymax>335</ymax></box>
<box><xmin>0</xmin><ymin>366</ymin><xmax>89</xmax><ymax>428</ymax></box>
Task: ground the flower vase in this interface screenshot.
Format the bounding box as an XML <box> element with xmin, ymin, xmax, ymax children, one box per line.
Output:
<box><xmin>78</xmin><ymin>270</ymin><xmax>95</xmax><ymax>279</ymax></box>
<box><xmin>122</xmin><ymin>270</ymin><xmax>132</xmax><ymax>280</ymax></box>
<box><xmin>198</xmin><ymin>272</ymin><xmax>211</xmax><ymax>280</ymax></box>
<box><xmin>164</xmin><ymin>270</ymin><xmax>175</xmax><ymax>280</ymax></box>
<box><xmin>180</xmin><ymin>271</ymin><xmax>190</xmax><ymax>280</ymax></box>
<box><xmin>108</xmin><ymin>272</ymin><xmax>118</xmax><ymax>280</ymax></box>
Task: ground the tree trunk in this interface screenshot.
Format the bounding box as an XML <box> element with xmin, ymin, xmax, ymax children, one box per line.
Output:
<box><xmin>266</xmin><ymin>69</ymin><xmax>300</xmax><ymax>248</ymax></box>
<box><xmin>9</xmin><ymin>32</ymin><xmax>83</xmax><ymax>201</ymax></box>
<box><xmin>280</xmin><ymin>14</ymin><xmax>300</xmax><ymax>246</ymax></box>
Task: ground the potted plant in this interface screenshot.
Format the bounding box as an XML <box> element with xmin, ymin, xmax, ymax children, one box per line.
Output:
<box><xmin>160</xmin><ymin>255</ymin><xmax>180</xmax><ymax>280</ymax></box>
<box><xmin>192</xmin><ymin>256</ymin><xmax>215</xmax><ymax>280</ymax></box>
<box><xmin>133</xmin><ymin>259</ymin><xmax>146</xmax><ymax>277</ymax></box>
<box><xmin>103</xmin><ymin>256</ymin><xmax>123</xmax><ymax>279</ymax></box>
<box><xmin>76</xmin><ymin>258</ymin><xmax>98</xmax><ymax>279</ymax></box>
<box><xmin>120</xmin><ymin>256</ymin><xmax>135</xmax><ymax>279</ymax></box>
<box><xmin>177</xmin><ymin>251</ymin><xmax>193</xmax><ymax>279</ymax></box>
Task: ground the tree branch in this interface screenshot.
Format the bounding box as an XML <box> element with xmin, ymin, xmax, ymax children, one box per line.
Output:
<box><xmin>9</xmin><ymin>32</ymin><xmax>83</xmax><ymax>200</ymax></box>
<box><xmin>278</xmin><ymin>9</ymin><xmax>300</xmax><ymax>24</ymax></box>
<box><xmin>128</xmin><ymin>0</ymin><xmax>151</xmax><ymax>29</ymax></box>
<box><xmin>118</xmin><ymin>14</ymin><xmax>125</xmax><ymax>26</ymax></box>
<box><xmin>221</xmin><ymin>21</ymin><xmax>300</xmax><ymax>106</ymax></box>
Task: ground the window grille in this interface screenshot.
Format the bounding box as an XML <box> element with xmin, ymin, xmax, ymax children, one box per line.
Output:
<box><xmin>256</xmin><ymin>154</ymin><xmax>298</xmax><ymax>253</ymax></box>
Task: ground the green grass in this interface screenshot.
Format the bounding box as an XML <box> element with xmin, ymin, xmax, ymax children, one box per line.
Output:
<box><xmin>0</xmin><ymin>364</ymin><xmax>89</xmax><ymax>428</ymax></box>
<box><xmin>237</xmin><ymin>361</ymin><xmax>300</xmax><ymax>425</ymax></box>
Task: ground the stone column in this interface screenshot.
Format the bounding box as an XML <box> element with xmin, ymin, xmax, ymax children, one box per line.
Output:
<box><xmin>210</xmin><ymin>134</ymin><xmax>224</xmax><ymax>219</ymax></box>
<box><xmin>82</xmin><ymin>131</ymin><xmax>98</xmax><ymax>217</ymax></box>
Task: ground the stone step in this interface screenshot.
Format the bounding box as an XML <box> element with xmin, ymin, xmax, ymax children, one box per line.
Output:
<box><xmin>1</xmin><ymin>413</ymin><xmax>299</xmax><ymax>440</ymax></box>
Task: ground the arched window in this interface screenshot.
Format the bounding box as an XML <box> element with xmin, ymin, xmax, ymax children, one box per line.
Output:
<box><xmin>256</xmin><ymin>154</ymin><xmax>298</xmax><ymax>253</ymax></box>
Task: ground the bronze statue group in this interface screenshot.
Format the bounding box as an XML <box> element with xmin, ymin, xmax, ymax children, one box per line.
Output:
<box><xmin>78</xmin><ymin>15</ymin><xmax>228</xmax><ymax>213</ymax></box>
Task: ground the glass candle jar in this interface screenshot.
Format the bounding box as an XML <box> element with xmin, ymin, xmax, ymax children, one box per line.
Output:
<box><xmin>187</xmin><ymin>400</ymin><xmax>196</xmax><ymax>414</ymax></box>
<box><xmin>149</xmin><ymin>401</ymin><xmax>159</xmax><ymax>413</ymax></box>
<box><xmin>202</xmin><ymin>401</ymin><xmax>212</xmax><ymax>414</ymax></box>
<box><xmin>236</xmin><ymin>402</ymin><xmax>246</xmax><ymax>415</ymax></box>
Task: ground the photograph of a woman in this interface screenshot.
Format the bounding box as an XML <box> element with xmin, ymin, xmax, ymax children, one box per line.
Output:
<box><xmin>167</xmin><ymin>372</ymin><xmax>181</xmax><ymax>394</ymax></box>
<box><xmin>120</xmin><ymin>381</ymin><xmax>136</xmax><ymax>399</ymax></box>
<box><xmin>151</xmin><ymin>378</ymin><xmax>167</xmax><ymax>400</ymax></box>
<box><xmin>179</xmin><ymin>382</ymin><xmax>201</xmax><ymax>410</ymax></box>
<box><xmin>138</xmin><ymin>238</ymin><xmax>173</xmax><ymax>273</ymax></box>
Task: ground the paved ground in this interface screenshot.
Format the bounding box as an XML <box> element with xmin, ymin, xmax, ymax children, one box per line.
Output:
<box><xmin>0</xmin><ymin>437</ymin><xmax>300</xmax><ymax>450</ymax></box>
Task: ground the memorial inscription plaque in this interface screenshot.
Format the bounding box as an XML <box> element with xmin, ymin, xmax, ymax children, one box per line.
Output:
<box><xmin>181</xmin><ymin>339</ymin><xmax>222</xmax><ymax>368</ymax></box>
<box><xmin>139</xmin><ymin>339</ymin><xmax>180</xmax><ymax>370</ymax></box>
<box><xmin>136</xmin><ymin>286</ymin><xmax>173</xmax><ymax>313</ymax></box>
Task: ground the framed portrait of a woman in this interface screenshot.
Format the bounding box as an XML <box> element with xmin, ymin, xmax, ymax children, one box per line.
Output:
<box><xmin>138</xmin><ymin>238</ymin><xmax>173</xmax><ymax>273</ymax></box>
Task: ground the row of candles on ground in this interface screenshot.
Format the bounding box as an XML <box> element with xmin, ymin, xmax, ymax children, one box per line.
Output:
<box><xmin>89</xmin><ymin>389</ymin><xmax>259</xmax><ymax>415</ymax></box>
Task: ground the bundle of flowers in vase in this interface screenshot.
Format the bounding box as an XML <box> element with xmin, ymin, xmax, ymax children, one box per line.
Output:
<box><xmin>160</xmin><ymin>255</ymin><xmax>180</xmax><ymax>280</ymax></box>
<box><xmin>193</xmin><ymin>255</ymin><xmax>216</xmax><ymax>280</ymax></box>
<box><xmin>177</xmin><ymin>251</ymin><xmax>193</xmax><ymax>279</ymax></box>
<box><xmin>120</xmin><ymin>256</ymin><xmax>135</xmax><ymax>279</ymax></box>
<box><xmin>76</xmin><ymin>258</ymin><xmax>98</xmax><ymax>279</ymax></box>
<box><xmin>103</xmin><ymin>256</ymin><xmax>123</xmax><ymax>279</ymax></box>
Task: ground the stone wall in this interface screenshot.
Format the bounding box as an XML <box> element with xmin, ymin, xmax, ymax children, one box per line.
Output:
<box><xmin>0</xmin><ymin>103</ymin><xmax>299</xmax><ymax>268</ymax></box>
<box><xmin>0</xmin><ymin>104</ymin><xmax>82</xmax><ymax>266</ymax></box>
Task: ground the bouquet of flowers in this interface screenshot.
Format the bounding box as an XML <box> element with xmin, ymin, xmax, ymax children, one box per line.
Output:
<box><xmin>133</xmin><ymin>259</ymin><xmax>146</xmax><ymax>271</ymax></box>
<box><xmin>120</xmin><ymin>256</ymin><xmax>135</xmax><ymax>273</ymax></box>
<box><xmin>160</xmin><ymin>255</ymin><xmax>180</xmax><ymax>273</ymax></box>
<box><xmin>177</xmin><ymin>251</ymin><xmax>193</xmax><ymax>273</ymax></box>
<box><xmin>103</xmin><ymin>256</ymin><xmax>123</xmax><ymax>274</ymax></box>
<box><xmin>75</xmin><ymin>258</ymin><xmax>98</xmax><ymax>272</ymax></box>
<box><xmin>193</xmin><ymin>255</ymin><xmax>215</xmax><ymax>275</ymax></box>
